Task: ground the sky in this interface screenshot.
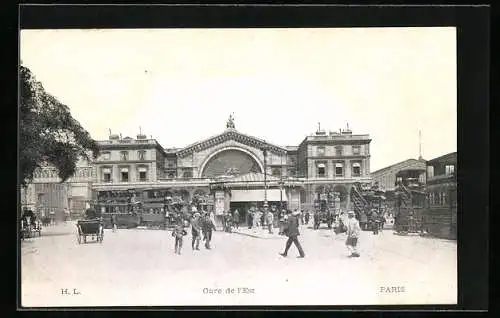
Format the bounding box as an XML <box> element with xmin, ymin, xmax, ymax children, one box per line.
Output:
<box><xmin>20</xmin><ymin>28</ymin><xmax>457</xmax><ymax>172</ymax></box>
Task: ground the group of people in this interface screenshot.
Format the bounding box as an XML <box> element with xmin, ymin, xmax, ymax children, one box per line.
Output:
<box><xmin>277</xmin><ymin>208</ymin><xmax>362</xmax><ymax>258</ymax></box>
<box><xmin>172</xmin><ymin>210</ymin><xmax>217</xmax><ymax>255</ymax></box>
<box><xmin>367</xmin><ymin>209</ymin><xmax>386</xmax><ymax>234</ymax></box>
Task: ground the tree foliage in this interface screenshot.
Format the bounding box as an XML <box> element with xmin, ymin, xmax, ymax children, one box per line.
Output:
<box><xmin>20</xmin><ymin>65</ymin><xmax>99</xmax><ymax>186</ymax></box>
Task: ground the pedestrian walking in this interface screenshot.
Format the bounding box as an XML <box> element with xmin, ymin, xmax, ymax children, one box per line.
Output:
<box><xmin>202</xmin><ymin>212</ymin><xmax>217</xmax><ymax>249</ymax></box>
<box><xmin>64</xmin><ymin>208</ymin><xmax>70</xmax><ymax>222</ymax></box>
<box><xmin>260</xmin><ymin>208</ymin><xmax>266</xmax><ymax>229</ymax></box>
<box><xmin>49</xmin><ymin>209</ymin><xmax>56</xmax><ymax>225</ymax></box>
<box><xmin>172</xmin><ymin>220</ymin><xmax>188</xmax><ymax>254</ymax></box>
<box><xmin>191</xmin><ymin>212</ymin><xmax>202</xmax><ymax>251</ymax></box>
<box><xmin>253</xmin><ymin>210</ymin><xmax>260</xmax><ymax>229</ymax></box>
<box><xmin>370</xmin><ymin>210</ymin><xmax>379</xmax><ymax>235</ymax></box>
<box><xmin>266</xmin><ymin>209</ymin><xmax>274</xmax><ymax>234</ymax></box>
<box><xmin>304</xmin><ymin>210</ymin><xmax>310</xmax><ymax>225</ymax></box>
<box><xmin>247</xmin><ymin>209</ymin><xmax>253</xmax><ymax>229</ymax></box>
<box><xmin>209</xmin><ymin>210</ymin><xmax>216</xmax><ymax>230</ymax></box>
<box><xmin>345</xmin><ymin>211</ymin><xmax>361</xmax><ymax>257</ymax></box>
<box><xmin>379</xmin><ymin>213</ymin><xmax>386</xmax><ymax>232</ymax></box>
<box><xmin>313</xmin><ymin>209</ymin><xmax>320</xmax><ymax>230</ymax></box>
<box><xmin>279</xmin><ymin>210</ymin><xmax>305</xmax><ymax>258</ymax></box>
<box><xmin>224</xmin><ymin>211</ymin><xmax>233</xmax><ymax>233</ymax></box>
<box><xmin>233</xmin><ymin>209</ymin><xmax>240</xmax><ymax>229</ymax></box>
<box><xmin>111</xmin><ymin>213</ymin><xmax>117</xmax><ymax>232</ymax></box>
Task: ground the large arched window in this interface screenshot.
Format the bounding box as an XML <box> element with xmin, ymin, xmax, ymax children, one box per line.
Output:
<box><xmin>201</xmin><ymin>149</ymin><xmax>261</xmax><ymax>178</ymax></box>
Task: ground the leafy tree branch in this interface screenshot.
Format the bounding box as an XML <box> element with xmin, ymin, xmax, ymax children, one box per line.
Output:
<box><xmin>20</xmin><ymin>65</ymin><xmax>99</xmax><ymax>186</ymax></box>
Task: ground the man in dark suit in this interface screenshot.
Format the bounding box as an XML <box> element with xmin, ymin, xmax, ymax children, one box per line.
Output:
<box><xmin>279</xmin><ymin>210</ymin><xmax>305</xmax><ymax>258</ymax></box>
<box><xmin>201</xmin><ymin>212</ymin><xmax>216</xmax><ymax>249</ymax></box>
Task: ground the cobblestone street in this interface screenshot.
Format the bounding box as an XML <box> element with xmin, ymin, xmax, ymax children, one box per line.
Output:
<box><xmin>21</xmin><ymin>221</ymin><xmax>457</xmax><ymax>307</ymax></box>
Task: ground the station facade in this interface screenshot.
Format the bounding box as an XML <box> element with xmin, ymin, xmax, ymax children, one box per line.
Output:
<box><xmin>22</xmin><ymin>116</ymin><xmax>373</xmax><ymax>219</ymax></box>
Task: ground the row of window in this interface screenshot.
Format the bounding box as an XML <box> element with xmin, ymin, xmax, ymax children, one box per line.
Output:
<box><xmin>316</xmin><ymin>145</ymin><xmax>362</xmax><ymax>157</ymax></box>
<box><xmin>100</xmin><ymin>151</ymin><xmax>147</xmax><ymax>161</ymax></box>
<box><xmin>316</xmin><ymin>162</ymin><xmax>362</xmax><ymax>178</ymax></box>
<box><xmin>101</xmin><ymin>167</ymin><xmax>149</xmax><ymax>183</ymax></box>
<box><xmin>103</xmin><ymin>206</ymin><xmax>167</xmax><ymax>215</ymax></box>
<box><xmin>33</xmin><ymin>168</ymin><xmax>94</xmax><ymax>179</ymax></box>
<box><xmin>429</xmin><ymin>191</ymin><xmax>457</xmax><ymax>206</ymax></box>
<box><xmin>426</xmin><ymin>164</ymin><xmax>455</xmax><ymax>178</ymax></box>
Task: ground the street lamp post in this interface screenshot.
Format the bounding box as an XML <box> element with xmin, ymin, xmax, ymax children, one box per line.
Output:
<box><xmin>262</xmin><ymin>146</ymin><xmax>268</xmax><ymax>208</ymax></box>
<box><xmin>279</xmin><ymin>180</ymin><xmax>284</xmax><ymax>211</ymax></box>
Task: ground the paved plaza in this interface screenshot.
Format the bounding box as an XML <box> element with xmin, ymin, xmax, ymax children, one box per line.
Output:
<box><xmin>21</xmin><ymin>221</ymin><xmax>457</xmax><ymax>307</ymax></box>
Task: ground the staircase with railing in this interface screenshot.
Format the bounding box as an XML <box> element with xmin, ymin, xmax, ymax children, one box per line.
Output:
<box><xmin>396</xmin><ymin>181</ymin><xmax>411</xmax><ymax>207</ymax></box>
<box><xmin>350</xmin><ymin>183</ymin><xmax>369</xmax><ymax>222</ymax></box>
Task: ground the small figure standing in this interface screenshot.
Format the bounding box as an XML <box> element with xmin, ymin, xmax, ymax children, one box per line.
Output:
<box><xmin>370</xmin><ymin>210</ymin><xmax>379</xmax><ymax>235</ymax></box>
<box><xmin>313</xmin><ymin>209</ymin><xmax>320</xmax><ymax>230</ymax></box>
<box><xmin>345</xmin><ymin>211</ymin><xmax>361</xmax><ymax>257</ymax></box>
<box><xmin>224</xmin><ymin>211</ymin><xmax>233</xmax><ymax>233</ymax></box>
<box><xmin>64</xmin><ymin>208</ymin><xmax>70</xmax><ymax>222</ymax></box>
<box><xmin>254</xmin><ymin>209</ymin><xmax>262</xmax><ymax>228</ymax></box>
<box><xmin>233</xmin><ymin>209</ymin><xmax>240</xmax><ymax>229</ymax></box>
<box><xmin>266</xmin><ymin>209</ymin><xmax>274</xmax><ymax>234</ymax></box>
<box><xmin>172</xmin><ymin>221</ymin><xmax>188</xmax><ymax>254</ymax></box>
<box><xmin>111</xmin><ymin>213</ymin><xmax>117</xmax><ymax>232</ymax></box>
<box><xmin>379</xmin><ymin>213</ymin><xmax>386</xmax><ymax>232</ymax></box>
<box><xmin>191</xmin><ymin>213</ymin><xmax>202</xmax><ymax>250</ymax></box>
<box><xmin>260</xmin><ymin>208</ymin><xmax>266</xmax><ymax>229</ymax></box>
<box><xmin>246</xmin><ymin>209</ymin><xmax>253</xmax><ymax>229</ymax></box>
<box><xmin>49</xmin><ymin>209</ymin><xmax>56</xmax><ymax>225</ymax></box>
<box><xmin>304</xmin><ymin>210</ymin><xmax>310</xmax><ymax>225</ymax></box>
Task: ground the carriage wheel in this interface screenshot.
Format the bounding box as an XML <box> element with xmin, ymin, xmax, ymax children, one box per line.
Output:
<box><xmin>83</xmin><ymin>235</ymin><xmax>87</xmax><ymax>243</ymax></box>
<box><xmin>77</xmin><ymin>233</ymin><xmax>82</xmax><ymax>244</ymax></box>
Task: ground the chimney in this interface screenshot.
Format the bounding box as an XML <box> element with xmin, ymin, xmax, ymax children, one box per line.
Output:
<box><xmin>341</xmin><ymin>122</ymin><xmax>352</xmax><ymax>135</ymax></box>
<box><xmin>137</xmin><ymin>126</ymin><xmax>147</xmax><ymax>139</ymax></box>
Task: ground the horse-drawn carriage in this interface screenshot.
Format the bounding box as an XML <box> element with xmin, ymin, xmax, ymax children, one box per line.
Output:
<box><xmin>76</xmin><ymin>208</ymin><xmax>104</xmax><ymax>244</ymax></box>
<box><xmin>313</xmin><ymin>209</ymin><xmax>335</xmax><ymax>230</ymax></box>
<box><xmin>76</xmin><ymin>219</ymin><xmax>104</xmax><ymax>244</ymax></box>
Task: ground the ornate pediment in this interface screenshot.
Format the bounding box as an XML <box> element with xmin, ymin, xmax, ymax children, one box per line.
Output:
<box><xmin>177</xmin><ymin>129</ymin><xmax>286</xmax><ymax>158</ymax></box>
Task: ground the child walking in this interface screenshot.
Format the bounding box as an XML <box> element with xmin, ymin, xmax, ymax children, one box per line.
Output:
<box><xmin>172</xmin><ymin>220</ymin><xmax>188</xmax><ymax>255</ymax></box>
<box><xmin>345</xmin><ymin>211</ymin><xmax>361</xmax><ymax>257</ymax></box>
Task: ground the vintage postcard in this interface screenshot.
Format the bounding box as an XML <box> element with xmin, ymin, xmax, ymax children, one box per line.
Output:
<box><xmin>19</xmin><ymin>27</ymin><xmax>457</xmax><ymax>307</ymax></box>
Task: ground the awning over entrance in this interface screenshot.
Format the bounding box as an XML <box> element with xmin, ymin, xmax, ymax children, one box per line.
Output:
<box><xmin>230</xmin><ymin>189</ymin><xmax>287</xmax><ymax>202</ymax></box>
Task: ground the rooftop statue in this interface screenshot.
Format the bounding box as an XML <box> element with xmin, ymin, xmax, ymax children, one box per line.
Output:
<box><xmin>226</xmin><ymin>113</ymin><xmax>235</xmax><ymax>129</ymax></box>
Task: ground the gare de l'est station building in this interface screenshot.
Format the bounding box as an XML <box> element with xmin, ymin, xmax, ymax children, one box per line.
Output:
<box><xmin>92</xmin><ymin>117</ymin><xmax>372</xmax><ymax>217</ymax></box>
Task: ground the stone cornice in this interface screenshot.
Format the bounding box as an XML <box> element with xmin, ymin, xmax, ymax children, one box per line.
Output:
<box><xmin>177</xmin><ymin>129</ymin><xmax>287</xmax><ymax>158</ymax></box>
<box><xmin>99</xmin><ymin>143</ymin><xmax>165</xmax><ymax>154</ymax></box>
<box><xmin>94</xmin><ymin>160</ymin><xmax>156</xmax><ymax>165</ymax></box>
<box><xmin>306</xmin><ymin>139</ymin><xmax>372</xmax><ymax>145</ymax></box>
<box><xmin>308</xmin><ymin>155</ymin><xmax>370</xmax><ymax>160</ymax></box>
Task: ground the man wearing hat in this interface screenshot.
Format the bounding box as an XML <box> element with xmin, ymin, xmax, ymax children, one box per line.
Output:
<box><xmin>279</xmin><ymin>210</ymin><xmax>305</xmax><ymax>258</ymax></box>
<box><xmin>345</xmin><ymin>210</ymin><xmax>361</xmax><ymax>257</ymax></box>
<box><xmin>201</xmin><ymin>211</ymin><xmax>216</xmax><ymax>249</ymax></box>
<box><xmin>191</xmin><ymin>212</ymin><xmax>202</xmax><ymax>250</ymax></box>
